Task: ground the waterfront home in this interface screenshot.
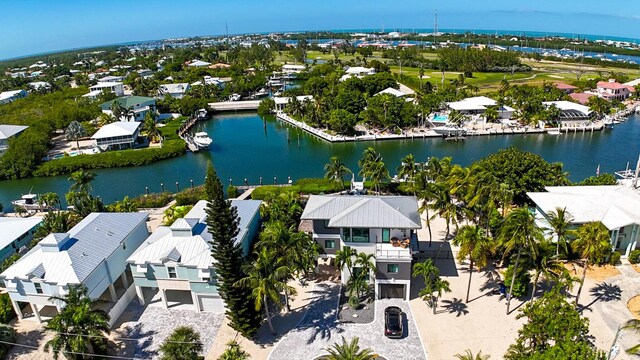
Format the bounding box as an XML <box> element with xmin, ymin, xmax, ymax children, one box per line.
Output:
<box><xmin>27</xmin><ymin>81</ymin><xmax>51</xmax><ymax>91</ymax></box>
<box><xmin>282</xmin><ymin>64</ymin><xmax>306</xmax><ymax>74</ymax></box>
<box><xmin>101</xmin><ymin>96</ymin><xmax>157</xmax><ymax>122</ymax></box>
<box><xmin>209</xmin><ymin>63</ymin><xmax>231</xmax><ymax>69</ymax></box>
<box><xmin>187</xmin><ymin>59</ymin><xmax>211</xmax><ymax>68</ymax></box>
<box><xmin>158</xmin><ymin>83</ymin><xmax>191</xmax><ymax>99</ymax></box>
<box><xmin>528</xmin><ymin>185</ymin><xmax>640</xmax><ymax>258</ymax></box>
<box><xmin>300</xmin><ymin>195</ymin><xmax>421</xmax><ymax>301</ymax></box>
<box><xmin>0</xmin><ymin>90</ymin><xmax>28</xmax><ymax>105</ymax></box>
<box><xmin>274</xmin><ymin>95</ymin><xmax>314</xmax><ymax>112</ymax></box>
<box><xmin>136</xmin><ymin>69</ymin><xmax>153</xmax><ymax>78</ymax></box>
<box><xmin>127</xmin><ymin>199</ymin><xmax>261</xmax><ymax>312</ymax></box>
<box><xmin>91</xmin><ymin>121</ymin><xmax>141</xmax><ymax>151</ymax></box>
<box><xmin>569</xmin><ymin>92</ymin><xmax>596</xmax><ymax>105</ymax></box>
<box><xmin>0</xmin><ymin>124</ymin><xmax>28</xmax><ymax>156</ymax></box>
<box><xmin>542</xmin><ymin>101</ymin><xmax>593</xmax><ymax>125</ymax></box>
<box><xmin>98</xmin><ymin>75</ymin><xmax>125</xmax><ymax>83</ymax></box>
<box><xmin>0</xmin><ymin>217</ymin><xmax>43</xmax><ymax>264</ymax></box>
<box><xmin>345</xmin><ymin>66</ymin><xmax>376</xmax><ymax>77</ymax></box>
<box><xmin>83</xmin><ymin>82</ymin><xmax>125</xmax><ymax>99</ymax></box>
<box><xmin>447</xmin><ymin>96</ymin><xmax>514</xmax><ymax>120</ymax></box>
<box><xmin>596</xmin><ymin>79</ymin><xmax>635</xmax><ymax>101</ymax></box>
<box><xmin>555</xmin><ymin>82</ymin><xmax>578</xmax><ymax>94</ymax></box>
<box><xmin>0</xmin><ymin>213</ymin><xmax>149</xmax><ymax>325</ymax></box>
<box><xmin>375</xmin><ymin>87</ymin><xmax>408</xmax><ymax>97</ymax></box>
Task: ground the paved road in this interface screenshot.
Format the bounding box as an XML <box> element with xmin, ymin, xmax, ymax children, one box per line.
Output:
<box><xmin>269</xmin><ymin>283</ymin><xmax>426</xmax><ymax>360</ymax></box>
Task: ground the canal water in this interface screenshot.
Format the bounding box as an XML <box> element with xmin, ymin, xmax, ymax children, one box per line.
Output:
<box><xmin>1</xmin><ymin>112</ymin><xmax>639</xmax><ymax>209</ymax></box>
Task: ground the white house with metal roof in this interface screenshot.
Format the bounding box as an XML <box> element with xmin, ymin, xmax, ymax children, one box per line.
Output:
<box><xmin>158</xmin><ymin>83</ymin><xmax>191</xmax><ymax>99</ymax></box>
<box><xmin>542</xmin><ymin>101</ymin><xmax>593</xmax><ymax>126</ymax></box>
<box><xmin>0</xmin><ymin>124</ymin><xmax>29</xmax><ymax>156</ymax></box>
<box><xmin>91</xmin><ymin>121</ymin><xmax>141</xmax><ymax>151</ymax></box>
<box><xmin>0</xmin><ymin>212</ymin><xmax>149</xmax><ymax>325</ymax></box>
<box><xmin>528</xmin><ymin>185</ymin><xmax>640</xmax><ymax>257</ymax></box>
<box><xmin>187</xmin><ymin>60</ymin><xmax>211</xmax><ymax>68</ymax></box>
<box><xmin>300</xmin><ymin>195</ymin><xmax>421</xmax><ymax>301</ymax></box>
<box><xmin>83</xmin><ymin>82</ymin><xmax>124</xmax><ymax>99</ymax></box>
<box><xmin>0</xmin><ymin>90</ymin><xmax>28</xmax><ymax>105</ymax></box>
<box><xmin>0</xmin><ymin>217</ymin><xmax>43</xmax><ymax>264</ymax></box>
<box><xmin>447</xmin><ymin>96</ymin><xmax>514</xmax><ymax>120</ymax></box>
<box><xmin>127</xmin><ymin>200</ymin><xmax>262</xmax><ymax>312</ymax></box>
<box><xmin>274</xmin><ymin>95</ymin><xmax>314</xmax><ymax>112</ymax></box>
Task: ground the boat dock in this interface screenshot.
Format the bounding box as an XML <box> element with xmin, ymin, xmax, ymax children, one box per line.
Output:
<box><xmin>177</xmin><ymin>113</ymin><xmax>203</xmax><ymax>152</ymax></box>
<box><xmin>209</xmin><ymin>100</ymin><xmax>261</xmax><ymax>112</ymax></box>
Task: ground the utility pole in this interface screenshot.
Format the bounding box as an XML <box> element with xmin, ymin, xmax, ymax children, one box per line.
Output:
<box><xmin>434</xmin><ymin>9</ymin><xmax>438</xmax><ymax>47</ymax></box>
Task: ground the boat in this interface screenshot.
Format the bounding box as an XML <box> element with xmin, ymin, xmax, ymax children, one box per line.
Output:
<box><xmin>432</xmin><ymin>125</ymin><xmax>466</xmax><ymax>137</ymax></box>
<box><xmin>546</xmin><ymin>129</ymin><xmax>562</xmax><ymax>135</ymax></box>
<box><xmin>196</xmin><ymin>109</ymin><xmax>208</xmax><ymax>121</ymax></box>
<box><xmin>193</xmin><ymin>132</ymin><xmax>213</xmax><ymax>149</ymax></box>
<box><xmin>11</xmin><ymin>193</ymin><xmax>46</xmax><ymax>211</ymax></box>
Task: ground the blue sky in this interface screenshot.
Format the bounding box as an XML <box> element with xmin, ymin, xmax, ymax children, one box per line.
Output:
<box><xmin>1</xmin><ymin>0</ymin><xmax>640</xmax><ymax>59</ymax></box>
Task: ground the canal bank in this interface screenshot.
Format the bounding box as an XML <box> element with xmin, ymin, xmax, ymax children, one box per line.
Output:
<box><xmin>1</xmin><ymin>112</ymin><xmax>639</xmax><ymax>210</ymax></box>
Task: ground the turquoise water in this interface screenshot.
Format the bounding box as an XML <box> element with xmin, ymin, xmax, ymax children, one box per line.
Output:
<box><xmin>433</xmin><ymin>115</ymin><xmax>449</xmax><ymax>122</ymax></box>
<box><xmin>0</xmin><ymin>112</ymin><xmax>638</xmax><ymax>209</ymax></box>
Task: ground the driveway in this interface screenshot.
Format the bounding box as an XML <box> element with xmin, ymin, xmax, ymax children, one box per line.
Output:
<box><xmin>112</xmin><ymin>290</ymin><xmax>224</xmax><ymax>359</ymax></box>
<box><xmin>269</xmin><ymin>283</ymin><xmax>426</xmax><ymax>360</ymax></box>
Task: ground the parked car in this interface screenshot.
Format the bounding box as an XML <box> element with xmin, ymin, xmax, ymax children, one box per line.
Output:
<box><xmin>384</xmin><ymin>306</ymin><xmax>403</xmax><ymax>338</ymax></box>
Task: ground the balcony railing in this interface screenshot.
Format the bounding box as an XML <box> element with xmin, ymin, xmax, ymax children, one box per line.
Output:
<box><xmin>376</xmin><ymin>243</ymin><xmax>412</xmax><ymax>259</ymax></box>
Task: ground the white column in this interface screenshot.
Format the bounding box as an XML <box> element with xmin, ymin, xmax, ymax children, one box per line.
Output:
<box><xmin>108</xmin><ymin>283</ymin><xmax>118</xmax><ymax>302</ymax></box>
<box><xmin>122</xmin><ymin>271</ymin><xmax>129</xmax><ymax>288</ymax></box>
<box><xmin>405</xmin><ymin>283</ymin><xmax>410</xmax><ymax>301</ymax></box>
<box><xmin>135</xmin><ymin>286</ymin><xmax>145</xmax><ymax>305</ymax></box>
<box><xmin>160</xmin><ymin>289</ymin><xmax>168</xmax><ymax>309</ymax></box>
<box><xmin>11</xmin><ymin>300</ymin><xmax>23</xmax><ymax>320</ymax></box>
<box><xmin>30</xmin><ymin>303</ymin><xmax>42</xmax><ymax>323</ymax></box>
<box><xmin>192</xmin><ymin>293</ymin><xmax>201</xmax><ymax>312</ymax></box>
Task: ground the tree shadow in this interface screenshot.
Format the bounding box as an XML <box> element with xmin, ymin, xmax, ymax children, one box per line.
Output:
<box><xmin>6</xmin><ymin>328</ymin><xmax>46</xmax><ymax>358</ymax></box>
<box><xmin>440</xmin><ymin>297</ymin><xmax>469</xmax><ymax>317</ymax></box>
<box><xmin>578</xmin><ymin>282</ymin><xmax>622</xmax><ymax>312</ymax></box>
<box><xmin>469</xmin><ymin>266</ymin><xmax>501</xmax><ymax>302</ymax></box>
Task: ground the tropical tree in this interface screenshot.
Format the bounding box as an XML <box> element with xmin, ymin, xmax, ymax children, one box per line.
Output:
<box><xmin>452</xmin><ymin>225</ymin><xmax>494</xmax><ymax>303</ymax></box>
<box><xmin>322</xmin><ymin>337</ymin><xmax>377</xmax><ymax>360</ymax></box>
<box><xmin>65</xmin><ymin>191</ymin><xmax>106</xmax><ymax>218</ymax></box>
<box><xmin>159</xmin><ymin>326</ymin><xmax>203</xmax><ymax>360</ymax></box>
<box><xmin>336</xmin><ymin>246</ymin><xmax>358</xmax><ymax>278</ymax></box>
<box><xmin>218</xmin><ymin>340</ymin><xmax>250</xmax><ymax>360</ymax></box>
<box><xmin>455</xmin><ymin>349</ymin><xmax>490</xmax><ymax>360</ymax></box>
<box><xmin>572</xmin><ymin>222</ymin><xmax>612</xmax><ymax>305</ymax></box>
<box><xmin>324</xmin><ymin>156</ymin><xmax>351</xmax><ymax>189</ymax></box>
<box><xmin>260</xmin><ymin>190</ymin><xmax>304</xmax><ymax>228</ymax></box>
<box><xmin>358</xmin><ymin>147</ymin><xmax>382</xmax><ymax>178</ymax></box>
<box><xmin>44</xmin><ymin>285</ymin><xmax>110</xmax><ymax>360</ymax></box>
<box><xmin>38</xmin><ymin>192</ymin><xmax>61</xmax><ymax>211</ymax></box>
<box><xmin>365</xmin><ymin>160</ymin><xmax>390</xmax><ymax>193</ymax></box>
<box><xmin>546</xmin><ymin>207</ymin><xmax>575</xmax><ymax>257</ymax></box>
<box><xmin>143</xmin><ymin>112</ymin><xmax>162</xmax><ymax>143</ymax></box>
<box><xmin>68</xmin><ymin>169</ymin><xmax>96</xmax><ymax>193</ymax></box>
<box><xmin>414</xmin><ymin>259</ymin><xmax>450</xmax><ymax>314</ymax></box>
<box><xmin>14</xmin><ymin>205</ymin><xmax>27</xmax><ymax>218</ymax></box>
<box><xmin>496</xmin><ymin>183</ymin><xmax>513</xmax><ymax>217</ymax></box>
<box><xmin>621</xmin><ymin>319</ymin><xmax>640</xmax><ymax>355</ymax></box>
<box><xmin>428</xmin><ymin>182</ymin><xmax>457</xmax><ymax>240</ymax></box>
<box><xmin>238</xmin><ymin>246</ymin><xmax>293</xmax><ymax>335</ymax></box>
<box><xmin>484</xmin><ymin>106</ymin><xmax>499</xmax><ymax>123</ymax></box>
<box><xmin>65</xmin><ymin>121</ymin><xmax>87</xmax><ymax>151</ymax></box>
<box><xmin>498</xmin><ymin>207</ymin><xmax>544</xmax><ymax>314</ymax></box>
<box><xmin>35</xmin><ymin>210</ymin><xmax>77</xmax><ymax>238</ymax></box>
<box><xmin>527</xmin><ymin>240</ymin><xmax>566</xmax><ymax>303</ymax></box>
<box><xmin>397</xmin><ymin>153</ymin><xmax>417</xmax><ymax>183</ymax></box>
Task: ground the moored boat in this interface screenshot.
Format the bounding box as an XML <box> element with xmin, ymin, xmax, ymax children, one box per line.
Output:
<box><xmin>193</xmin><ymin>132</ymin><xmax>213</xmax><ymax>149</ymax></box>
<box><xmin>11</xmin><ymin>193</ymin><xmax>46</xmax><ymax>211</ymax></box>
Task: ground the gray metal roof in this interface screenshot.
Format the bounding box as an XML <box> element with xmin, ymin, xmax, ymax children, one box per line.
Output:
<box><xmin>301</xmin><ymin>195</ymin><xmax>421</xmax><ymax>229</ymax></box>
<box><xmin>0</xmin><ymin>125</ymin><xmax>28</xmax><ymax>140</ymax></box>
<box><xmin>0</xmin><ymin>217</ymin><xmax>43</xmax><ymax>250</ymax></box>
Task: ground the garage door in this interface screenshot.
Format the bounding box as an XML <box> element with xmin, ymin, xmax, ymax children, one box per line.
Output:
<box><xmin>379</xmin><ymin>284</ymin><xmax>405</xmax><ymax>299</ymax></box>
<box><xmin>198</xmin><ymin>295</ymin><xmax>224</xmax><ymax>313</ymax></box>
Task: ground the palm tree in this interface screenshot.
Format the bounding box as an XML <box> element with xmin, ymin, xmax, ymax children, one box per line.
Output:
<box><xmin>44</xmin><ymin>285</ymin><xmax>110</xmax><ymax>360</ymax></box>
<box><xmin>35</xmin><ymin>210</ymin><xmax>76</xmax><ymax>238</ymax></box>
<box><xmin>358</xmin><ymin>147</ymin><xmax>382</xmax><ymax>178</ymax></box>
<box><xmin>421</xmin><ymin>276</ymin><xmax>451</xmax><ymax>314</ymax></box>
<box><xmin>322</xmin><ymin>337</ymin><xmax>377</xmax><ymax>360</ymax></box>
<box><xmin>65</xmin><ymin>120</ymin><xmax>87</xmax><ymax>151</ymax></box>
<box><xmin>527</xmin><ymin>240</ymin><xmax>566</xmax><ymax>303</ymax></box>
<box><xmin>572</xmin><ymin>221</ymin><xmax>612</xmax><ymax>305</ymax></box>
<box><xmin>397</xmin><ymin>153</ymin><xmax>417</xmax><ymax>183</ymax></box>
<box><xmin>144</xmin><ymin>112</ymin><xmax>162</xmax><ymax>143</ymax></box>
<box><xmin>324</xmin><ymin>156</ymin><xmax>351</xmax><ymax>189</ymax></box>
<box><xmin>366</xmin><ymin>160</ymin><xmax>390</xmax><ymax>193</ymax></box>
<box><xmin>496</xmin><ymin>183</ymin><xmax>514</xmax><ymax>217</ymax></box>
<box><xmin>38</xmin><ymin>192</ymin><xmax>60</xmax><ymax>211</ymax></box>
<box><xmin>218</xmin><ymin>340</ymin><xmax>250</xmax><ymax>360</ymax></box>
<box><xmin>14</xmin><ymin>205</ymin><xmax>27</xmax><ymax>218</ymax></box>
<box><xmin>237</xmin><ymin>247</ymin><xmax>292</xmax><ymax>335</ymax></box>
<box><xmin>428</xmin><ymin>183</ymin><xmax>456</xmax><ymax>240</ymax></box>
<box><xmin>452</xmin><ymin>225</ymin><xmax>494</xmax><ymax>303</ymax></box>
<box><xmin>498</xmin><ymin>207</ymin><xmax>544</xmax><ymax>314</ymax></box>
<box><xmin>159</xmin><ymin>326</ymin><xmax>203</xmax><ymax>360</ymax></box>
<box><xmin>546</xmin><ymin>207</ymin><xmax>575</xmax><ymax>257</ymax></box>
<box><xmin>68</xmin><ymin>169</ymin><xmax>97</xmax><ymax>193</ymax></box>
<box><xmin>455</xmin><ymin>349</ymin><xmax>490</xmax><ymax>360</ymax></box>
<box><xmin>621</xmin><ymin>319</ymin><xmax>640</xmax><ymax>355</ymax></box>
<box><xmin>335</xmin><ymin>246</ymin><xmax>358</xmax><ymax>279</ymax></box>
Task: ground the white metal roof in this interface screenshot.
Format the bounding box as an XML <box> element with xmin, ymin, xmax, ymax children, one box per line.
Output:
<box><xmin>542</xmin><ymin>101</ymin><xmax>591</xmax><ymax>115</ymax></box>
<box><xmin>283</xmin><ymin>64</ymin><xmax>305</xmax><ymax>70</ymax></box>
<box><xmin>0</xmin><ymin>125</ymin><xmax>28</xmax><ymax>140</ymax></box>
<box><xmin>274</xmin><ymin>95</ymin><xmax>314</xmax><ymax>105</ymax></box>
<box><xmin>188</xmin><ymin>60</ymin><xmax>211</xmax><ymax>67</ymax></box>
<box><xmin>1</xmin><ymin>213</ymin><xmax>148</xmax><ymax>285</ymax></box>
<box><xmin>0</xmin><ymin>217</ymin><xmax>43</xmax><ymax>250</ymax></box>
<box><xmin>345</xmin><ymin>66</ymin><xmax>375</xmax><ymax>75</ymax></box>
<box><xmin>91</xmin><ymin>122</ymin><xmax>141</xmax><ymax>139</ymax></box>
<box><xmin>0</xmin><ymin>90</ymin><xmax>27</xmax><ymax>101</ymax></box>
<box><xmin>160</xmin><ymin>83</ymin><xmax>190</xmax><ymax>94</ymax></box>
<box><xmin>448</xmin><ymin>96</ymin><xmax>497</xmax><ymax>111</ymax></box>
<box><xmin>90</xmin><ymin>82</ymin><xmax>123</xmax><ymax>89</ymax></box>
<box><xmin>301</xmin><ymin>195</ymin><xmax>421</xmax><ymax>229</ymax></box>
<box><xmin>376</xmin><ymin>87</ymin><xmax>406</xmax><ymax>97</ymax></box>
<box><xmin>528</xmin><ymin>185</ymin><xmax>640</xmax><ymax>230</ymax></box>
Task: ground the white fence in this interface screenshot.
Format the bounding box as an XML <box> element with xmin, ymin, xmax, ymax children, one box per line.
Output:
<box><xmin>108</xmin><ymin>284</ymin><xmax>136</xmax><ymax>328</ymax></box>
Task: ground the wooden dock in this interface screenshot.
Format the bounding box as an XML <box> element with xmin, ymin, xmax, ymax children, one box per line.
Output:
<box><xmin>209</xmin><ymin>100</ymin><xmax>261</xmax><ymax>112</ymax></box>
<box><xmin>177</xmin><ymin>113</ymin><xmax>201</xmax><ymax>152</ymax></box>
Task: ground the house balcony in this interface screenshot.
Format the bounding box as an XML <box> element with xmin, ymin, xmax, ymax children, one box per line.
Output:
<box><xmin>375</xmin><ymin>243</ymin><xmax>413</xmax><ymax>260</ymax></box>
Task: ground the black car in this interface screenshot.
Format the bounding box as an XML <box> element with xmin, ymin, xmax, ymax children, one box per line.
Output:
<box><xmin>384</xmin><ymin>306</ymin><xmax>403</xmax><ymax>338</ymax></box>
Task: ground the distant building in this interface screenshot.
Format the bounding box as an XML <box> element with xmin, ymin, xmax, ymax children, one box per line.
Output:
<box><xmin>447</xmin><ymin>96</ymin><xmax>514</xmax><ymax>120</ymax></box>
<box><xmin>543</xmin><ymin>101</ymin><xmax>593</xmax><ymax>126</ymax></box>
<box><xmin>0</xmin><ymin>90</ymin><xmax>28</xmax><ymax>105</ymax></box>
<box><xmin>554</xmin><ymin>82</ymin><xmax>578</xmax><ymax>94</ymax></box>
<box><xmin>136</xmin><ymin>69</ymin><xmax>153</xmax><ymax>78</ymax></box>
<box><xmin>83</xmin><ymin>82</ymin><xmax>124</xmax><ymax>99</ymax></box>
<box><xmin>158</xmin><ymin>83</ymin><xmax>191</xmax><ymax>99</ymax></box>
<box><xmin>340</xmin><ymin>66</ymin><xmax>376</xmax><ymax>81</ymax></box>
<box><xmin>282</xmin><ymin>64</ymin><xmax>306</xmax><ymax>74</ymax></box>
<box><xmin>28</xmin><ymin>82</ymin><xmax>51</xmax><ymax>91</ymax></box>
<box><xmin>0</xmin><ymin>213</ymin><xmax>149</xmax><ymax>325</ymax></box>
<box><xmin>127</xmin><ymin>200</ymin><xmax>262</xmax><ymax>312</ymax></box>
<box><xmin>209</xmin><ymin>63</ymin><xmax>231</xmax><ymax>69</ymax></box>
<box><xmin>0</xmin><ymin>124</ymin><xmax>29</xmax><ymax>156</ymax></box>
<box><xmin>187</xmin><ymin>60</ymin><xmax>211</xmax><ymax>68</ymax></box>
<box><xmin>569</xmin><ymin>92</ymin><xmax>596</xmax><ymax>105</ymax></box>
<box><xmin>98</xmin><ymin>75</ymin><xmax>125</xmax><ymax>83</ymax></box>
<box><xmin>100</xmin><ymin>96</ymin><xmax>156</xmax><ymax>122</ymax></box>
<box><xmin>274</xmin><ymin>95</ymin><xmax>314</xmax><ymax>112</ymax></box>
<box><xmin>596</xmin><ymin>79</ymin><xmax>634</xmax><ymax>101</ymax></box>
<box><xmin>0</xmin><ymin>217</ymin><xmax>43</xmax><ymax>264</ymax></box>
<box><xmin>91</xmin><ymin>121</ymin><xmax>141</xmax><ymax>151</ymax></box>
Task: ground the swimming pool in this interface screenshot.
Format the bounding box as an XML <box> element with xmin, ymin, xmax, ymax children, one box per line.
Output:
<box><xmin>433</xmin><ymin>114</ymin><xmax>449</xmax><ymax>122</ymax></box>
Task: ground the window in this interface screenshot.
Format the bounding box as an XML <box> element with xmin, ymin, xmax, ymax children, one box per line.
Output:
<box><xmin>34</xmin><ymin>283</ymin><xmax>43</xmax><ymax>294</ymax></box>
<box><xmin>387</xmin><ymin>264</ymin><xmax>399</xmax><ymax>274</ymax></box>
<box><xmin>167</xmin><ymin>267</ymin><xmax>177</xmax><ymax>279</ymax></box>
<box><xmin>323</xmin><ymin>220</ymin><xmax>330</xmax><ymax>228</ymax></box>
<box><xmin>382</xmin><ymin>229</ymin><xmax>391</xmax><ymax>243</ymax></box>
<box><xmin>202</xmin><ymin>277</ymin><xmax>211</xmax><ymax>283</ymax></box>
<box><xmin>325</xmin><ymin>240</ymin><xmax>336</xmax><ymax>249</ymax></box>
<box><xmin>350</xmin><ymin>228</ymin><xmax>370</xmax><ymax>243</ymax></box>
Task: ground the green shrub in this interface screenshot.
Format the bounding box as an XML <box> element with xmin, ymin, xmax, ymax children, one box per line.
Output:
<box><xmin>250</xmin><ymin>185</ymin><xmax>300</xmax><ymax>200</ymax></box>
<box><xmin>629</xmin><ymin>250</ymin><xmax>640</xmax><ymax>264</ymax></box>
<box><xmin>0</xmin><ymin>323</ymin><xmax>15</xmax><ymax>358</ymax></box>
<box><xmin>227</xmin><ymin>185</ymin><xmax>238</xmax><ymax>198</ymax></box>
<box><xmin>294</xmin><ymin>178</ymin><xmax>342</xmax><ymax>194</ymax></box>
<box><xmin>608</xmin><ymin>251</ymin><xmax>621</xmax><ymax>266</ymax></box>
<box><xmin>175</xmin><ymin>186</ymin><xmax>206</xmax><ymax>206</ymax></box>
<box><xmin>0</xmin><ymin>294</ymin><xmax>16</xmax><ymax>324</ymax></box>
<box><xmin>504</xmin><ymin>264</ymin><xmax>530</xmax><ymax>297</ymax></box>
<box><xmin>133</xmin><ymin>192</ymin><xmax>174</xmax><ymax>208</ymax></box>
<box><xmin>348</xmin><ymin>295</ymin><xmax>360</xmax><ymax>310</ymax></box>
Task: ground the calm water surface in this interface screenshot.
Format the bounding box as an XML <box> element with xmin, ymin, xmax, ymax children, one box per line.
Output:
<box><xmin>1</xmin><ymin>112</ymin><xmax>639</xmax><ymax>208</ymax></box>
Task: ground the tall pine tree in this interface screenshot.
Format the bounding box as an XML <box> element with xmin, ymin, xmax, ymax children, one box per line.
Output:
<box><xmin>205</xmin><ymin>163</ymin><xmax>262</xmax><ymax>337</ymax></box>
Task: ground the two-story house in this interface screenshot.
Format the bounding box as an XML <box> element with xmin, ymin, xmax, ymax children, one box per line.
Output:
<box><xmin>127</xmin><ymin>199</ymin><xmax>262</xmax><ymax>312</ymax></box>
<box><xmin>301</xmin><ymin>195</ymin><xmax>421</xmax><ymax>301</ymax></box>
<box><xmin>596</xmin><ymin>79</ymin><xmax>635</xmax><ymax>101</ymax></box>
<box><xmin>101</xmin><ymin>96</ymin><xmax>157</xmax><ymax>122</ymax></box>
<box><xmin>0</xmin><ymin>213</ymin><xmax>149</xmax><ymax>326</ymax></box>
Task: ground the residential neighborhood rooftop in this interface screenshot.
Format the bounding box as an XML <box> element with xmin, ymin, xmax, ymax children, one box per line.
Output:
<box><xmin>0</xmin><ymin>124</ymin><xmax>29</xmax><ymax>140</ymax></box>
<box><xmin>0</xmin><ymin>217</ymin><xmax>43</xmax><ymax>250</ymax></box>
<box><xmin>91</xmin><ymin>121</ymin><xmax>141</xmax><ymax>139</ymax></box>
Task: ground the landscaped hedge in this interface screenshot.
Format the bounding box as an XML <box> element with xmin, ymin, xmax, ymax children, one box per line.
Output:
<box><xmin>0</xmin><ymin>294</ymin><xmax>16</xmax><ymax>324</ymax></box>
<box><xmin>175</xmin><ymin>186</ymin><xmax>206</xmax><ymax>206</ymax></box>
<box><xmin>251</xmin><ymin>185</ymin><xmax>300</xmax><ymax>200</ymax></box>
<box><xmin>133</xmin><ymin>192</ymin><xmax>174</xmax><ymax>208</ymax></box>
<box><xmin>294</xmin><ymin>178</ymin><xmax>343</xmax><ymax>194</ymax></box>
